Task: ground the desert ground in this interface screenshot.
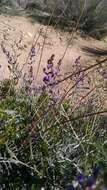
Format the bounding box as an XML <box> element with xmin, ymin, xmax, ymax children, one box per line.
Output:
<box><xmin>0</xmin><ymin>15</ymin><xmax>107</xmax><ymax>107</ymax></box>
<box><xmin>0</xmin><ymin>15</ymin><xmax>107</xmax><ymax>79</ymax></box>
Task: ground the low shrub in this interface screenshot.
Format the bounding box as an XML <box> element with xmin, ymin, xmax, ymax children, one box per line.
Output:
<box><xmin>0</xmin><ymin>25</ymin><xmax>107</xmax><ymax>189</ymax></box>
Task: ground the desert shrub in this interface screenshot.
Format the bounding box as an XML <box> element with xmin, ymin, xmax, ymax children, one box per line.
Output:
<box><xmin>0</xmin><ymin>77</ymin><xmax>107</xmax><ymax>189</ymax></box>
<box><xmin>1</xmin><ymin>87</ymin><xmax>107</xmax><ymax>189</ymax></box>
<box><xmin>0</xmin><ymin>27</ymin><xmax>107</xmax><ymax>189</ymax></box>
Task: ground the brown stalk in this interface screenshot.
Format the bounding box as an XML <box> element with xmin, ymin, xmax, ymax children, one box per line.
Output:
<box><xmin>60</xmin><ymin>0</ymin><xmax>86</xmax><ymax>61</ymax></box>
<box><xmin>59</xmin><ymin>72</ymin><xmax>89</xmax><ymax>104</ymax></box>
<box><xmin>56</xmin><ymin>58</ymin><xmax>107</xmax><ymax>85</ymax></box>
<box><xmin>61</xmin><ymin>110</ymin><xmax>107</xmax><ymax>124</ymax></box>
<box><xmin>35</xmin><ymin>5</ymin><xmax>58</xmax><ymax>80</ymax></box>
<box><xmin>20</xmin><ymin>30</ymin><xmax>42</xmax><ymax>73</ymax></box>
<box><xmin>71</xmin><ymin>86</ymin><xmax>96</xmax><ymax>114</ymax></box>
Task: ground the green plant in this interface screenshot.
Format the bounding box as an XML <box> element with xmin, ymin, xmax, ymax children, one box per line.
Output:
<box><xmin>0</xmin><ymin>16</ymin><xmax>107</xmax><ymax>189</ymax></box>
<box><xmin>0</xmin><ymin>79</ymin><xmax>107</xmax><ymax>189</ymax></box>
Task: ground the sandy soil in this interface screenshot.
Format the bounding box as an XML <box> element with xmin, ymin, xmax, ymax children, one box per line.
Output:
<box><xmin>0</xmin><ymin>15</ymin><xmax>107</xmax><ymax>79</ymax></box>
<box><xmin>0</xmin><ymin>15</ymin><xmax>107</xmax><ymax>107</ymax></box>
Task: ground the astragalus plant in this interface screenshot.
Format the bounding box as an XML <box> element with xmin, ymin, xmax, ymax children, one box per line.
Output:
<box><xmin>0</xmin><ymin>28</ymin><xmax>107</xmax><ymax>190</ymax></box>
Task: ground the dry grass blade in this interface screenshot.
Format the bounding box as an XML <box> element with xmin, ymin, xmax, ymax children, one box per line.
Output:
<box><xmin>61</xmin><ymin>0</ymin><xmax>86</xmax><ymax>60</ymax></box>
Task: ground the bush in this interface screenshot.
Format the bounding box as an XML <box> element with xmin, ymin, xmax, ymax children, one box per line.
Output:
<box><xmin>0</xmin><ymin>78</ymin><xmax>107</xmax><ymax>189</ymax></box>
<box><xmin>0</xmin><ymin>29</ymin><xmax>107</xmax><ymax>189</ymax></box>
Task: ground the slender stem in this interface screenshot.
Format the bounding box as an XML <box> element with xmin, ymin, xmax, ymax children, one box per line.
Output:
<box><xmin>20</xmin><ymin>29</ymin><xmax>42</xmax><ymax>73</ymax></box>
<box><xmin>60</xmin><ymin>0</ymin><xmax>86</xmax><ymax>61</ymax></box>
<box><xmin>62</xmin><ymin>110</ymin><xmax>107</xmax><ymax>124</ymax></box>
<box><xmin>35</xmin><ymin>5</ymin><xmax>57</xmax><ymax>80</ymax></box>
<box><xmin>56</xmin><ymin>58</ymin><xmax>107</xmax><ymax>85</ymax></box>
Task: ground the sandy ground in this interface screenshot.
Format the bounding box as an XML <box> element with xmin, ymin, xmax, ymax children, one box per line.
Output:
<box><xmin>0</xmin><ymin>15</ymin><xmax>107</xmax><ymax>107</ymax></box>
<box><xmin>0</xmin><ymin>15</ymin><xmax>107</xmax><ymax>79</ymax></box>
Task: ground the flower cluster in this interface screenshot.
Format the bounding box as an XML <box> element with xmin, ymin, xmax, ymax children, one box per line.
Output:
<box><xmin>23</xmin><ymin>46</ymin><xmax>37</xmax><ymax>95</ymax></box>
<box><xmin>1</xmin><ymin>29</ymin><xmax>41</xmax><ymax>96</ymax></box>
<box><xmin>28</xmin><ymin>46</ymin><xmax>37</xmax><ymax>65</ymax></box>
<box><xmin>72</xmin><ymin>56</ymin><xmax>90</xmax><ymax>89</ymax></box>
<box><xmin>22</xmin><ymin>41</ymin><xmax>41</xmax><ymax>95</ymax></box>
<box><xmin>43</xmin><ymin>54</ymin><xmax>61</xmax><ymax>86</ymax></box>
<box><xmin>97</xmin><ymin>66</ymin><xmax>107</xmax><ymax>80</ymax></box>
<box><xmin>43</xmin><ymin>54</ymin><xmax>62</xmax><ymax>104</ymax></box>
<box><xmin>65</xmin><ymin>165</ymin><xmax>107</xmax><ymax>190</ymax></box>
<box><xmin>1</xmin><ymin>32</ymin><xmax>24</xmax><ymax>83</ymax></box>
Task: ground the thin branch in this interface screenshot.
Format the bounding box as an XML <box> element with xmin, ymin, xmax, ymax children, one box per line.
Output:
<box><xmin>20</xmin><ymin>30</ymin><xmax>41</xmax><ymax>73</ymax></box>
<box><xmin>60</xmin><ymin>0</ymin><xmax>86</xmax><ymax>60</ymax></box>
<box><xmin>56</xmin><ymin>58</ymin><xmax>107</xmax><ymax>85</ymax></box>
<box><xmin>53</xmin><ymin>0</ymin><xmax>71</xmax><ymax>30</ymax></box>
<box><xmin>35</xmin><ymin>5</ymin><xmax>57</xmax><ymax>80</ymax></box>
<box><xmin>71</xmin><ymin>86</ymin><xmax>96</xmax><ymax>114</ymax></box>
<box><xmin>0</xmin><ymin>158</ymin><xmax>33</xmax><ymax>170</ymax></box>
<box><xmin>61</xmin><ymin>110</ymin><xmax>107</xmax><ymax>124</ymax></box>
<box><xmin>5</xmin><ymin>143</ymin><xmax>42</xmax><ymax>175</ymax></box>
<box><xmin>59</xmin><ymin>72</ymin><xmax>89</xmax><ymax>103</ymax></box>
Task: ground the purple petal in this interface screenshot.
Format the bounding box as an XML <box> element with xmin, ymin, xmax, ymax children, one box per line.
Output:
<box><xmin>93</xmin><ymin>165</ymin><xmax>100</xmax><ymax>178</ymax></box>
<box><xmin>102</xmin><ymin>187</ymin><xmax>107</xmax><ymax>190</ymax></box>
<box><xmin>75</xmin><ymin>56</ymin><xmax>81</xmax><ymax>64</ymax></box>
<box><xmin>76</xmin><ymin>173</ymin><xmax>85</xmax><ymax>183</ymax></box>
<box><xmin>47</xmin><ymin>63</ymin><xmax>53</xmax><ymax>69</ymax></box>
<box><xmin>87</xmin><ymin>175</ymin><xmax>96</xmax><ymax>187</ymax></box>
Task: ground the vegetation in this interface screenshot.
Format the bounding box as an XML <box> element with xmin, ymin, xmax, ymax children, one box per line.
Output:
<box><xmin>0</xmin><ymin>0</ymin><xmax>107</xmax><ymax>189</ymax></box>
<box><xmin>0</xmin><ymin>26</ymin><xmax>107</xmax><ymax>189</ymax></box>
<box><xmin>0</xmin><ymin>78</ymin><xmax>107</xmax><ymax>189</ymax></box>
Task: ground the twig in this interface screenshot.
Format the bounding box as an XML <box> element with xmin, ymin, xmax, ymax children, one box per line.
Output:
<box><xmin>35</xmin><ymin>5</ymin><xmax>57</xmax><ymax>80</ymax></box>
<box><xmin>0</xmin><ymin>158</ymin><xmax>34</xmax><ymax>170</ymax></box>
<box><xmin>61</xmin><ymin>110</ymin><xmax>107</xmax><ymax>124</ymax></box>
<box><xmin>56</xmin><ymin>58</ymin><xmax>107</xmax><ymax>85</ymax></box>
<box><xmin>53</xmin><ymin>0</ymin><xmax>71</xmax><ymax>30</ymax></box>
<box><xmin>20</xmin><ymin>30</ymin><xmax>41</xmax><ymax>73</ymax></box>
<box><xmin>71</xmin><ymin>86</ymin><xmax>96</xmax><ymax>114</ymax></box>
<box><xmin>60</xmin><ymin>0</ymin><xmax>86</xmax><ymax>61</ymax></box>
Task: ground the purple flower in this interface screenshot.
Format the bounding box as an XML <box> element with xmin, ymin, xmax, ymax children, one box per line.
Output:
<box><xmin>43</xmin><ymin>75</ymin><xmax>51</xmax><ymax>84</ymax></box>
<box><xmin>47</xmin><ymin>62</ymin><xmax>53</xmax><ymax>69</ymax></box>
<box><xmin>43</xmin><ymin>55</ymin><xmax>62</xmax><ymax>104</ymax></box>
<box><xmin>75</xmin><ymin>56</ymin><xmax>81</xmax><ymax>65</ymax></box>
<box><xmin>2</xmin><ymin>47</ymin><xmax>6</xmax><ymax>53</ymax></box>
<box><xmin>93</xmin><ymin>165</ymin><xmax>100</xmax><ymax>178</ymax></box>
<box><xmin>57</xmin><ymin>59</ymin><xmax>62</xmax><ymax>66</ymax></box>
<box><xmin>102</xmin><ymin>187</ymin><xmax>107</xmax><ymax>190</ymax></box>
<box><xmin>30</xmin><ymin>46</ymin><xmax>36</xmax><ymax>58</ymax></box>
<box><xmin>87</xmin><ymin>175</ymin><xmax>96</xmax><ymax>187</ymax></box>
<box><xmin>8</xmin><ymin>57</ymin><xmax>13</xmax><ymax>64</ymax></box>
<box><xmin>28</xmin><ymin>46</ymin><xmax>36</xmax><ymax>65</ymax></box>
<box><xmin>76</xmin><ymin>173</ymin><xmax>85</xmax><ymax>184</ymax></box>
<box><xmin>101</xmin><ymin>70</ymin><xmax>107</xmax><ymax>79</ymax></box>
<box><xmin>31</xmin><ymin>46</ymin><xmax>36</xmax><ymax>57</ymax></box>
<box><xmin>53</xmin><ymin>67</ymin><xmax>60</xmax><ymax>76</ymax></box>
